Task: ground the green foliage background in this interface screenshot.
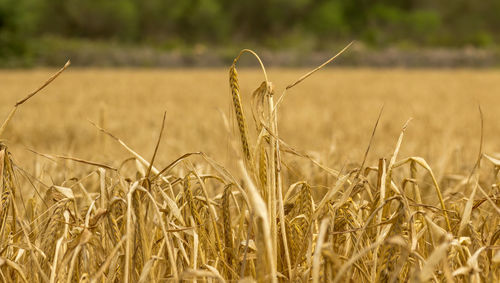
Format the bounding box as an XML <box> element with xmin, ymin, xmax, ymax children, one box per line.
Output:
<box><xmin>1</xmin><ymin>0</ymin><xmax>500</xmax><ymax>64</ymax></box>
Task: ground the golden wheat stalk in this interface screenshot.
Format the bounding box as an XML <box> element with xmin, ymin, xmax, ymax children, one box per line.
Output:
<box><xmin>0</xmin><ymin>60</ymin><xmax>70</xmax><ymax>138</ymax></box>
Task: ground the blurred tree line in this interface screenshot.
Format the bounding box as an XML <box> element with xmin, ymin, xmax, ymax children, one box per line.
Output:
<box><xmin>1</xmin><ymin>0</ymin><xmax>500</xmax><ymax>59</ymax></box>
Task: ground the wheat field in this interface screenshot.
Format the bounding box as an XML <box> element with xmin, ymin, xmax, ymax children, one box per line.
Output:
<box><xmin>0</xmin><ymin>52</ymin><xmax>499</xmax><ymax>282</ymax></box>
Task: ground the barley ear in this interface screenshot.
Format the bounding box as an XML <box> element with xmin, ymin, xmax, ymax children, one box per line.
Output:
<box><xmin>222</xmin><ymin>184</ymin><xmax>234</xmax><ymax>277</ymax></box>
<box><xmin>258</xmin><ymin>142</ymin><xmax>268</xmax><ymax>199</ymax></box>
<box><xmin>229</xmin><ymin>63</ymin><xmax>254</xmax><ymax>169</ymax></box>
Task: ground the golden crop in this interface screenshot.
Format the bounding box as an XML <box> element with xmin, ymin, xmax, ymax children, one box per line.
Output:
<box><xmin>0</xmin><ymin>51</ymin><xmax>499</xmax><ymax>282</ymax></box>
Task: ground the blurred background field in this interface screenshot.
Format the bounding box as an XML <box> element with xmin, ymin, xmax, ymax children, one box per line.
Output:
<box><xmin>1</xmin><ymin>67</ymin><xmax>498</xmax><ymax>176</ymax></box>
<box><xmin>2</xmin><ymin>0</ymin><xmax>500</xmax><ymax>67</ymax></box>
